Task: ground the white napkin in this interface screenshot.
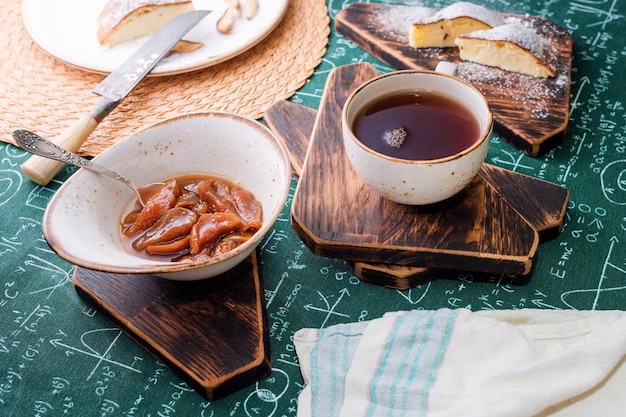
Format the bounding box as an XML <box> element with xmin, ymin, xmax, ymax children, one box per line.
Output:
<box><xmin>294</xmin><ymin>308</ymin><xmax>626</xmax><ymax>417</ymax></box>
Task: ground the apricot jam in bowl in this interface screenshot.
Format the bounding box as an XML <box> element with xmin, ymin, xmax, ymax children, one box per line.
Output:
<box><xmin>42</xmin><ymin>112</ymin><xmax>291</xmax><ymax>281</ymax></box>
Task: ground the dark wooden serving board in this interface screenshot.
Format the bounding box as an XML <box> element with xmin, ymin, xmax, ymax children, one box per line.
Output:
<box><xmin>335</xmin><ymin>3</ymin><xmax>573</xmax><ymax>157</ymax></box>
<box><xmin>73</xmin><ymin>251</ymin><xmax>271</xmax><ymax>400</ymax></box>
<box><xmin>265</xmin><ymin>98</ymin><xmax>569</xmax><ymax>288</ymax></box>
<box><xmin>265</xmin><ymin>100</ymin><xmax>567</xmax><ymax>241</ymax></box>
<box><xmin>280</xmin><ymin>63</ymin><xmax>569</xmax><ymax>288</ymax></box>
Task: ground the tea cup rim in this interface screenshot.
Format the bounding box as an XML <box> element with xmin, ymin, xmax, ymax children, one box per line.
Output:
<box><xmin>342</xmin><ymin>69</ymin><xmax>493</xmax><ymax>165</ymax></box>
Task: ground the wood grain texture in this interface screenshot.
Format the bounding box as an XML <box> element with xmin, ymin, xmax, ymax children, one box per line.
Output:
<box><xmin>264</xmin><ymin>100</ymin><xmax>316</xmax><ymax>177</ymax></box>
<box><xmin>286</xmin><ymin>63</ymin><xmax>570</xmax><ymax>283</ymax></box>
<box><xmin>73</xmin><ymin>251</ymin><xmax>270</xmax><ymax>400</ymax></box>
<box><xmin>264</xmin><ymin>99</ymin><xmax>568</xmax><ymax>289</ymax></box>
<box><xmin>479</xmin><ymin>164</ymin><xmax>569</xmax><ymax>242</ymax></box>
<box><xmin>261</xmin><ymin>97</ymin><xmax>571</xmax><ymax>243</ymax></box>
<box><xmin>345</xmin><ymin>260</ymin><xmax>530</xmax><ymax>289</ymax></box>
<box><xmin>335</xmin><ymin>3</ymin><xmax>573</xmax><ymax>157</ymax></box>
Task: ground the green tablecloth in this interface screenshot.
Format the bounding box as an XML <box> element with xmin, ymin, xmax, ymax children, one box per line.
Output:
<box><xmin>2</xmin><ymin>1</ymin><xmax>626</xmax><ymax>415</ymax></box>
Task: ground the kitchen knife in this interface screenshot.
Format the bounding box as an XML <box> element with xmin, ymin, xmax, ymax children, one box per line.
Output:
<box><xmin>19</xmin><ymin>9</ymin><xmax>210</xmax><ymax>186</ymax></box>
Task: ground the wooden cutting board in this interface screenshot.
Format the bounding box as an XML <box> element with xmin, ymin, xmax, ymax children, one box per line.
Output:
<box><xmin>335</xmin><ymin>3</ymin><xmax>573</xmax><ymax>157</ymax></box>
<box><xmin>73</xmin><ymin>251</ymin><xmax>271</xmax><ymax>400</ymax></box>
<box><xmin>283</xmin><ymin>63</ymin><xmax>569</xmax><ymax>287</ymax></box>
<box><xmin>265</xmin><ymin>99</ymin><xmax>569</xmax><ymax>288</ymax></box>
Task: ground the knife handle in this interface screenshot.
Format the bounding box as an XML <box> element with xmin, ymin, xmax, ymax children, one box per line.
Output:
<box><xmin>19</xmin><ymin>98</ymin><xmax>119</xmax><ymax>186</ymax></box>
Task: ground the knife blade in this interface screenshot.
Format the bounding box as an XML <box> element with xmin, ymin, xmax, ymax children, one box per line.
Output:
<box><xmin>19</xmin><ymin>10</ymin><xmax>210</xmax><ymax>186</ymax></box>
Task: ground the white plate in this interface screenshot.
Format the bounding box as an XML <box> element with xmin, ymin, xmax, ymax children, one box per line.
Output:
<box><xmin>22</xmin><ymin>0</ymin><xmax>289</xmax><ymax>75</ymax></box>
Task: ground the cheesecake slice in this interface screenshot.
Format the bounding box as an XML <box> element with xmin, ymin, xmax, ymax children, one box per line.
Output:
<box><xmin>97</xmin><ymin>0</ymin><xmax>195</xmax><ymax>49</ymax></box>
<box><xmin>409</xmin><ymin>2</ymin><xmax>504</xmax><ymax>48</ymax></box>
<box><xmin>455</xmin><ymin>23</ymin><xmax>557</xmax><ymax>77</ymax></box>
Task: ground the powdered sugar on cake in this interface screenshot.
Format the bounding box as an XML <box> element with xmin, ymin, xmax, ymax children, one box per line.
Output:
<box><xmin>460</xmin><ymin>23</ymin><xmax>557</xmax><ymax>68</ymax></box>
<box><xmin>363</xmin><ymin>2</ymin><xmax>569</xmax><ymax>119</ymax></box>
<box><xmin>419</xmin><ymin>2</ymin><xmax>504</xmax><ymax>27</ymax></box>
<box><xmin>96</xmin><ymin>0</ymin><xmax>194</xmax><ymax>48</ymax></box>
<box><xmin>458</xmin><ymin>61</ymin><xmax>568</xmax><ymax>119</ymax></box>
<box><xmin>97</xmin><ymin>0</ymin><xmax>186</xmax><ymax>31</ymax></box>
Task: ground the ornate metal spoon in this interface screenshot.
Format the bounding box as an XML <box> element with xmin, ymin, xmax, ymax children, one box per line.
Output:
<box><xmin>12</xmin><ymin>129</ymin><xmax>162</xmax><ymax>206</ymax></box>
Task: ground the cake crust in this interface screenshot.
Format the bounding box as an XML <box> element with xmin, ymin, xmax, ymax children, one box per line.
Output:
<box><xmin>455</xmin><ymin>23</ymin><xmax>557</xmax><ymax>78</ymax></box>
<box><xmin>409</xmin><ymin>2</ymin><xmax>504</xmax><ymax>48</ymax></box>
<box><xmin>97</xmin><ymin>0</ymin><xmax>194</xmax><ymax>48</ymax></box>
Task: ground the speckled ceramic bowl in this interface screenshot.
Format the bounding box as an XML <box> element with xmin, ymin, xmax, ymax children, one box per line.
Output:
<box><xmin>43</xmin><ymin>112</ymin><xmax>291</xmax><ymax>281</ymax></box>
<box><xmin>342</xmin><ymin>70</ymin><xmax>493</xmax><ymax>205</ymax></box>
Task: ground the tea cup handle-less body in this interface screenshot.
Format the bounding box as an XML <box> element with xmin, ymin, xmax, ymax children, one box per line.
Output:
<box><xmin>341</xmin><ymin>68</ymin><xmax>493</xmax><ymax>205</ymax></box>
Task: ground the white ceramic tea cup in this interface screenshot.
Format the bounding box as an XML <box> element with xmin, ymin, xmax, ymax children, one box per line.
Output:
<box><xmin>342</xmin><ymin>68</ymin><xmax>493</xmax><ymax>205</ymax></box>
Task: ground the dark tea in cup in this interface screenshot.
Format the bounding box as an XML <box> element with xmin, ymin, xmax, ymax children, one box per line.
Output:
<box><xmin>342</xmin><ymin>69</ymin><xmax>493</xmax><ymax>205</ymax></box>
<box><xmin>352</xmin><ymin>90</ymin><xmax>481</xmax><ymax>161</ymax></box>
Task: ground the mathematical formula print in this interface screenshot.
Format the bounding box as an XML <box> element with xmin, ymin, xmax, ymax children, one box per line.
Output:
<box><xmin>2</xmin><ymin>1</ymin><xmax>626</xmax><ymax>416</ymax></box>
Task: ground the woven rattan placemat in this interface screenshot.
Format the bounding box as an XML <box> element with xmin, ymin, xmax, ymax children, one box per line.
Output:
<box><xmin>1</xmin><ymin>0</ymin><xmax>329</xmax><ymax>156</ymax></box>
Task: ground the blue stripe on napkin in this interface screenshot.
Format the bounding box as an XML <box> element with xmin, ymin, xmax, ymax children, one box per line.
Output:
<box><xmin>310</xmin><ymin>321</ymin><xmax>369</xmax><ymax>417</ymax></box>
<box><xmin>366</xmin><ymin>309</ymin><xmax>458</xmax><ymax>417</ymax></box>
<box><xmin>307</xmin><ymin>309</ymin><xmax>458</xmax><ymax>417</ymax></box>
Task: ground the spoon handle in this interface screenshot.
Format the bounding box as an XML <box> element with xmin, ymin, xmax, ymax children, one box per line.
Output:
<box><xmin>18</xmin><ymin>114</ymin><xmax>99</xmax><ymax>185</ymax></box>
<box><xmin>13</xmin><ymin>129</ymin><xmax>135</xmax><ymax>189</ymax></box>
<box><xmin>16</xmin><ymin>96</ymin><xmax>121</xmax><ymax>185</ymax></box>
